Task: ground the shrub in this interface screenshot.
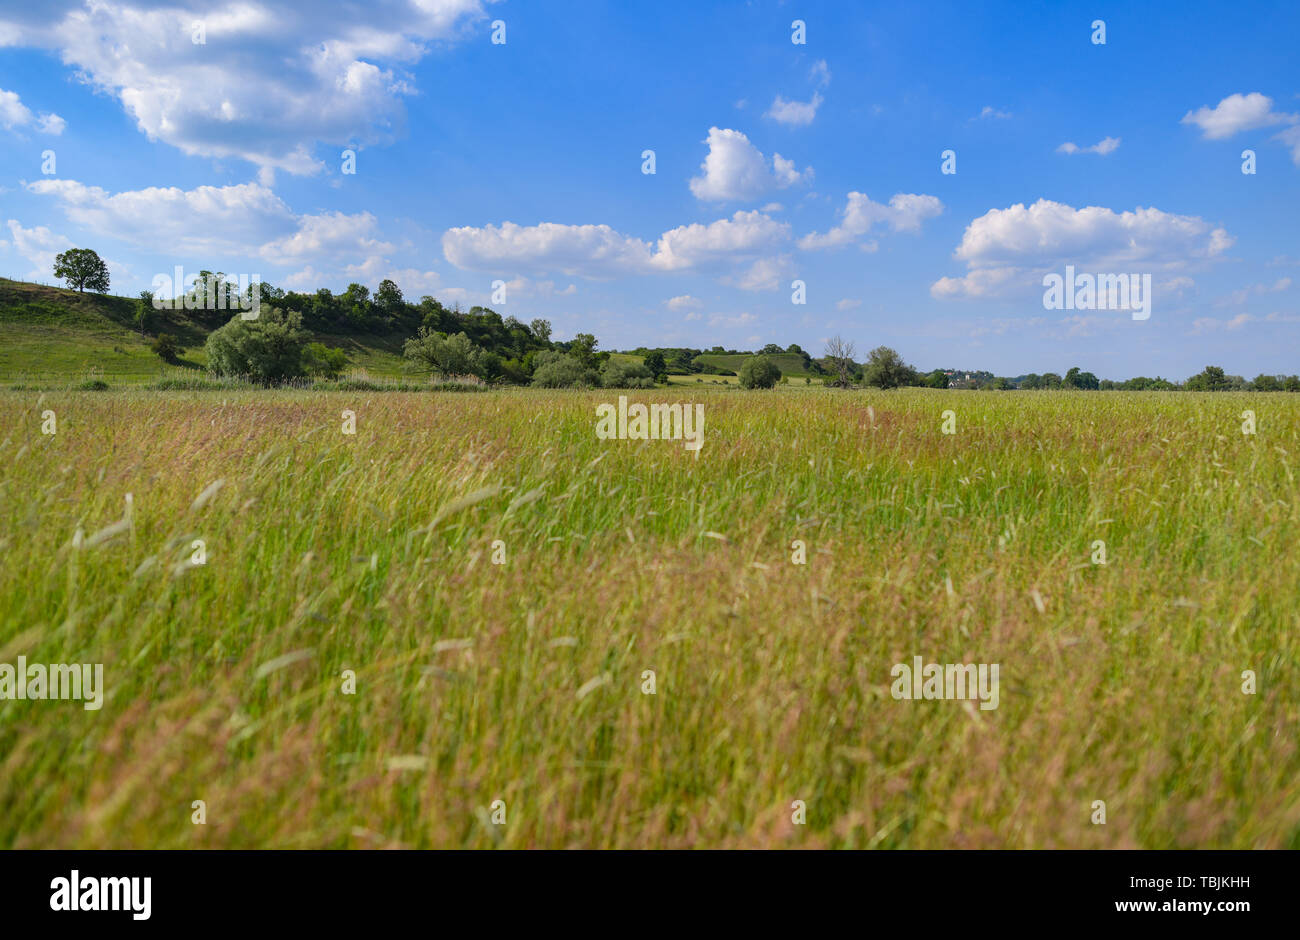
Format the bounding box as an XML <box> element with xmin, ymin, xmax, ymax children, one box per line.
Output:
<box><xmin>151</xmin><ymin>333</ymin><xmax>183</xmax><ymax>364</ymax></box>
<box><xmin>76</xmin><ymin>379</ymin><xmax>110</xmax><ymax>391</ymax></box>
<box><xmin>205</xmin><ymin>308</ymin><xmax>310</xmax><ymax>384</ymax></box>
<box><xmin>739</xmin><ymin>355</ymin><xmax>781</xmax><ymax>389</ymax></box>
<box><xmin>302</xmin><ymin>342</ymin><xmax>349</xmax><ymax>379</ymax></box>
<box><xmin>531</xmin><ymin>351</ymin><xmax>598</xmax><ymax>388</ymax></box>
<box><xmin>599</xmin><ymin>359</ymin><xmax>655</xmax><ymax>389</ymax></box>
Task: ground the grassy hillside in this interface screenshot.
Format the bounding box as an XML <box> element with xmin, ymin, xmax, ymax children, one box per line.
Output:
<box><xmin>0</xmin><ymin>278</ymin><xmax>408</xmax><ymax>384</ymax></box>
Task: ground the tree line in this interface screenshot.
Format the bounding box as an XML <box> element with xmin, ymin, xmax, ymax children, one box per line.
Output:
<box><xmin>42</xmin><ymin>249</ymin><xmax>1300</xmax><ymax>390</ymax></box>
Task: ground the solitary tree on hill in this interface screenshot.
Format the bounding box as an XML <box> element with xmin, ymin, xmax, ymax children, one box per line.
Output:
<box><xmin>52</xmin><ymin>248</ymin><xmax>110</xmax><ymax>293</ymax></box>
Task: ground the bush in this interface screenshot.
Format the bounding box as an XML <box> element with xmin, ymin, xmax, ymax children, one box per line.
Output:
<box><xmin>76</xmin><ymin>379</ymin><xmax>110</xmax><ymax>391</ymax></box>
<box><xmin>599</xmin><ymin>358</ymin><xmax>655</xmax><ymax>389</ymax></box>
<box><xmin>531</xmin><ymin>351</ymin><xmax>598</xmax><ymax>388</ymax></box>
<box><xmin>301</xmin><ymin>342</ymin><xmax>349</xmax><ymax>379</ymax></box>
<box><xmin>205</xmin><ymin>308</ymin><xmax>310</xmax><ymax>384</ymax></box>
<box><xmin>151</xmin><ymin>333</ymin><xmax>183</xmax><ymax>364</ymax></box>
<box><xmin>739</xmin><ymin>355</ymin><xmax>781</xmax><ymax>389</ymax></box>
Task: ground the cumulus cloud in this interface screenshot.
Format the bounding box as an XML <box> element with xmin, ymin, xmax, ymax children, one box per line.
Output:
<box><xmin>977</xmin><ymin>106</ymin><xmax>1012</xmax><ymax>120</ymax></box>
<box><xmin>725</xmin><ymin>255</ymin><xmax>793</xmax><ymax>292</ymax></box>
<box><xmin>261</xmin><ymin>211</ymin><xmax>394</xmax><ymax>264</ymax></box>
<box><xmin>835</xmin><ymin>298</ymin><xmax>862</xmax><ymax>311</ymax></box>
<box><xmin>766</xmin><ymin>92</ymin><xmax>823</xmax><ymax>127</ymax></box>
<box><xmin>689</xmin><ymin>127</ymin><xmax>811</xmax><ymax>202</ymax></box>
<box><xmin>3</xmin><ymin>219</ymin><xmax>74</xmax><ymax>279</ymax></box>
<box><xmin>666</xmin><ymin>294</ymin><xmax>703</xmax><ymax>311</ymax></box>
<box><xmin>1181</xmin><ymin>92</ymin><xmax>1298</xmax><ymax>139</ymax></box>
<box><xmin>442</xmin><ymin>210</ymin><xmax>790</xmax><ymax>280</ymax></box>
<box><xmin>0</xmin><ymin>86</ymin><xmax>64</xmax><ymax>133</ymax></box>
<box><xmin>799</xmin><ymin>192</ymin><xmax>944</xmax><ymax>251</ymax></box>
<box><xmin>1057</xmin><ymin>136</ymin><xmax>1120</xmax><ymax>156</ymax></box>
<box><xmin>930</xmin><ymin>199</ymin><xmax>1233</xmax><ymax>299</ymax></box>
<box><xmin>26</xmin><ymin>178</ymin><xmax>297</xmax><ymax>256</ymax></box>
<box><xmin>0</xmin><ymin>1</ymin><xmax>491</xmax><ymax>174</ymax></box>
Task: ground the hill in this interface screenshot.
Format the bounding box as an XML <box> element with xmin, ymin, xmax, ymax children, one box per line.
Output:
<box><xmin>0</xmin><ymin>278</ymin><xmax>408</xmax><ymax>383</ymax></box>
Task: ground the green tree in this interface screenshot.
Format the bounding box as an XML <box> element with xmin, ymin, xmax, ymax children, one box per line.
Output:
<box><xmin>376</xmin><ymin>279</ymin><xmax>403</xmax><ymax>314</ymax></box>
<box><xmin>643</xmin><ymin>351</ymin><xmax>668</xmax><ymax>381</ymax></box>
<box><xmin>403</xmin><ymin>329</ymin><xmax>486</xmax><ymax>378</ymax></box>
<box><xmin>739</xmin><ymin>355</ymin><xmax>781</xmax><ymax>389</ymax></box>
<box><xmin>530</xmin><ymin>318</ymin><xmax>553</xmax><ymax>345</ymax></box>
<box><xmin>926</xmin><ymin>369</ymin><xmax>949</xmax><ymax>389</ymax></box>
<box><xmin>1185</xmin><ymin>365</ymin><xmax>1230</xmax><ymax>391</ymax></box>
<box><xmin>1063</xmin><ymin>366</ymin><xmax>1100</xmax><ymax>390</ymax></box>
<box><xmin>136</xmin><ymin>290</ymin><xmax>155</xmax><ymax>335</ymax></box>
<box><xmin>302</xmin><ymin>342</ymin><xmax>349</xmax><ymax>379</ymax></box>
<box><xmin>204</xmin><ymin>308</ymin><xmax>310</xmax><ymax>384</ymax></box>
<box><xmin>862</xmin><ymin>345</ymin><xmax>917</xmax><ymax>389</ymax></box>
<box><xmin>52</xmin><ymin>248</ymin><xmax>110</xmax><ymax>293</ymax></box>
<box><xmin>151</xmin><ymin>333</ymin><xmax>183</xmax><ymax>364</ymax></box>
<box><xmin>569</xmin><ymin>332</ymin><xmax>598</xmax><ymax>367</ymax></box>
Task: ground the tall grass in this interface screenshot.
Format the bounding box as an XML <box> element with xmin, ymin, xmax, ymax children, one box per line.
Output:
<box><xmin>0</xmin><ymin>388</ymin><xmax>1296</xmax><ymax>847</ymax></box>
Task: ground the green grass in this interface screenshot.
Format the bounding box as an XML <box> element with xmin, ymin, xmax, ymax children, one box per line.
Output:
<box><xmin>1</xmin><ymin>388</ymin><xmax>1296</xmax><ymax>848</ymax></box>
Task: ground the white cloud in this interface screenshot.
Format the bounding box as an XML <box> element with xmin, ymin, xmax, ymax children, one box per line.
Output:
<box><xmin>931</xmin><ymin>199</ymin><xmax>1234</xmax><ymax>299</ymax></box>
<box><xmin>1181</xmin><ymin>92</ymin><xmax>1298</xmax><ymax>139</ymax></box>
<box><xmin>1057</xmin><ymin>136</ymin><xmax>1120</xmax><ymax>156</ymax></box>
<box><xmin>1276</xmin><ymin>125</ymin><xmax>1300</xmax><ymax>165</ymax></box>
<box><xmin>766</xmin><ymin>92</ymin><xmax>823</xmax><ymax>127</ymax></box>
<box><xmin>799</xmin><ymin>192</ymin><xmax>944</xmax><ymax>251</ymax></box>
<box><xmin>27</xmin><ymin>178</ymin><xmax>297</xmax><ymax>256</ymax></box>
<box><xmin>1218</xmin><ymin>277</ymin><xmax>1292</xmax><ymax>306</ymax></box>
<box><xmin>689</xmin><ymin>127</ymin><xmax>811</xmax><ymax>202</ymax></box>
<box><xmin>835</xmin><ymin>298</ymin><xmax>862</xmax><ymax>311</ymax></box>
<box><xmin>810</xmin><ymin>60</ymin><xmax>831</xmax><ymax>87</ymax></box>
<box><xmin>1191</xmin><ymin>313</ymin><xmax>1254</xmax><ymax>334</ymax></box>
<box><xmin>0</xmin><ymin>86</ymin><xmax>64</xmax><ymax>134</ymax></box>
<box><xmin>726</xmin><ymin>255</ymin><xmax>793</xmax><ymax>292</ymax></box>
<box><xmin>708</xmin><ymin>312</ymin><xmax>757</xmax><ymax>328</ymax></box>
<box><xmin>666</xmin><ymin>294</ymin><xmax>703</xmax><ymax>311</ymax></box>
<box><xmin>4</xmin><ymin>218</ymin><xmax>74</xmax><ymax>279</ymax></box>
<box><xmin>261</xmin><ymin>210</ymin><xmax>394</xmax><ymax>264</ymax></box>
<box><xmin>0</xmin><ymin>1</ymin><xmax>491</xmax><ymax>174</ymax></box>
<box><xmin>978</xmin><ymin>106</ymin><xmax>1012</xmax><ymax>120</ymax></box>
<box><xmin>442</xmin><ymin>210</ymin><xmax>790</xmax><ymax>280</ymax></box>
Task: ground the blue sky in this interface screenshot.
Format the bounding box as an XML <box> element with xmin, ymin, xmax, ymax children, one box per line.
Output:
<box><xmin>1</xmin><ymin>0</ymin><xmax>1297</xmax><ymax>379</ymax></box>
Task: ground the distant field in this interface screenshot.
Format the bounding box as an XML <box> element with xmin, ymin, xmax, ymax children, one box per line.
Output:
<box><xmin>2</xmin><ymin>388</ymin><xmax>1296</xmax><ymax>848</ymax></box>
<box><xmin>693</xmin><ymin>352</ymin><xmax>816</xmax><ymax>378</ymax></box>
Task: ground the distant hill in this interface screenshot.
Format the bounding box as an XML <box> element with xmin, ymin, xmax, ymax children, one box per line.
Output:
<box><xmin>0</xmin><ymin>278</ymin><xmax>407</xmax><ymax>383</ymax></box>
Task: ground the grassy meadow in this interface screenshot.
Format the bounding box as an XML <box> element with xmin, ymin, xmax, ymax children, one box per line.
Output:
<box><xmin>1</xmin><ymin>386</ymin><xmax>1297</xmax><ymax>848</ymax></box>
